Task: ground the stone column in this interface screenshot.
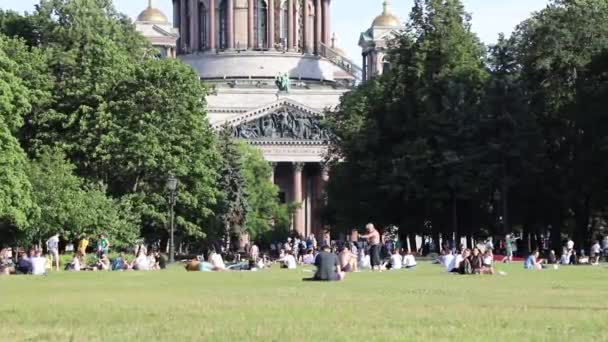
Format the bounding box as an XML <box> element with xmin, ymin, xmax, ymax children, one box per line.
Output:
<box><xmin>303</xmin><ymin>0</ymin><xmax>310</xmax><ymax>53</ymax></box>
<box><xmin>227</xmin><ymin>0</ymin><xmax>234</xmax><ymax>49</ymax></box>
<box><xmin>322</xmin><ymin>0</ymin><xmax>330</xmax><ymax>44</ymax></box>
<box><xmin>269</xmin><ymin>162</ymin><xmax>277</xmax><ymax>183</ymax></box>
<box><xmin>180</xmin><ymin>0</ymin><xmax>188</xmax><ymax>52</ymax></box>
<box><xmin>248</xmin><ymin>0</ymin><xmax>255</xmax><ymax>49</ymax></box>
<box><xmin>209</xmin><ymin>0</ymin><xmax>216</xmax><ymax>50</ymax></box>
<box><xmin>362</xmin><ymin>52</ymin><xmax>367</xmax><ymax>81</ymax></box>
<box><xmin>268</xmin><ymin>0</ymin><xmax>275</xmax><ymax>49</ymax></box>
<box><xmin>288</xmin><ymin>0</ymin><xmax>294</xmax><ymax>50</ymax></box>
<box><xmin>314</xmin><ymin>0</ymin><xmax>322</xmax><ymax>54</ymax></box>
<box><xmin>190</xmin><ymin>0</ymin><xmax>200</xmax><ymax>51</ymax></box>
<box><xmin>293</xmin><ymin>162</ymin><xmax>305</xmax><ymax>236</ymax></box>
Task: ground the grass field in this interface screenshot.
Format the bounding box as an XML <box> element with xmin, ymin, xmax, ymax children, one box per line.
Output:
<box><xmin>1</xmin><ymin>262</ymin><xmax>607</xmax><ymax>341</ymax></box>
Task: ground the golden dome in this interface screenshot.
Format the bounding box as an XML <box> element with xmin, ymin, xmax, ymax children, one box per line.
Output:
<box><xmin>137</xmin><ymin>1</ymin><xmax>168</xmax><ymax>24</ymax></box>
<box><xmin>372</xmin><ymin>1</ymin><xmax>401</xmax><ymax>27</ymax></box>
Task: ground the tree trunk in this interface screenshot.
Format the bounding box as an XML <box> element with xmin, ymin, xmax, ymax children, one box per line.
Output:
<box><xmin>451</xmin><ymin>192</ymin><xmax>458</xmax><ymax>241</ymax></box>
<box><xmin>502</xmin><ymin>176</ymin><xmax>510</xmax><ymax>234</ymax></box>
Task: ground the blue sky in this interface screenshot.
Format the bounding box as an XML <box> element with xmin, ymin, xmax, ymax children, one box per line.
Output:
<box><xmin>2</xmin><ymin>0</ymin><xmax>550</xmax><ymax>62</ymax></box>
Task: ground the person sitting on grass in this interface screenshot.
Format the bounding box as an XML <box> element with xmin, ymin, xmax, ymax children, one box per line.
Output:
<box><xmin>96</xmin><ymin>254</ymin><xmax>110</xmax><ymax>271</ymax></box>
<box><xmin>443</xmin><ymin>250</ymin><xmax>455</xmax><ymax>272</ymax></box>
<box><xmin>339</xmin><ymin>243</ymin><xmax>357</xmax><ymax>272</ymax></box>
<box><xmin>524</xmin><ymin>250</ymin><xmax>544</xmax><ymax>270</ymax></box>
<box><xmin>458</xmin><ymin>249</ymin><xmax>472</xmax><ymax>274</ymax></box>
<box><xmin>0</xmin><ymin>248</ymin><xmax>15</xmax><ymax>275</ymax></box>
<box><xmin>146</xmin><ymin>250</ymin><xmax>158</xmax><ymax>270</ymax></box>
<box><xmin>133</xmin><ymin>249</ymin><xmax>150</xmax><ymax>271</ymax></box>
<box><xmin>358</xmin><ymin>249</ymin><xmax>370</xmax><ymax>270</ymax></box>
<box><xmin>403</xmin><ymin>250</ymin><xmax>417</xmax><ymax>269</ymax></box>
<box><xmin>302</xmin><ymin>249</ymin><xmax>315</xmax><ymax>265</ymax></box>
<box><xmin>279</xmin><ymin>250</ymin><xmax>297</xmax><ymax>269</ymax></box>
<box><xmin>305</xmin><ymin>245</ymin><xmax>345</xmax><ymax>281</ymax></box>
<box><xmin>481</xmin><ymin>249</ymin><xmax>494</xmax><ymax>275</ymax></box>
<box><xmin>547</xmin><ymin>250</ymin><xmax>557</xmax><ymax>264</ymax></box>
<box><xmin>16</xmin><ymin>250</ymin><xmax>32</xmax><ymax>274</ymax></box>
<box><xmin>155</xmin><ymin>251</ymin><xmax>167</xmax><ymax>270</ymax></box>
<box><xmin>389</xmin><ymin>249</ymin><xmax>402</xmax><ymax>270</ymax></box>
<box><xmin>30</xmin><ymin>250</ymin><xmax>48</xmax><ymax>276</ymax></box>
<box><xmin>65</xmin><ymin>252</ymin><xmax>82</xmax><ymax>271</ymax></box>
<box><xmin>470</xmin><ymin>248</ymin><xmax>483</xmax><ymax>274</ymax></box>
<box><xmin>112</xmin><ymin>252</ymin><xmax>129</xmax><ymax>271</ymax></box>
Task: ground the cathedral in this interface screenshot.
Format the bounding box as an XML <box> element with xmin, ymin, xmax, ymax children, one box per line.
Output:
<box><xmin>134</xmin><ymin>0</ymin><xmax>404</xmax><ymax>238</ymax></box>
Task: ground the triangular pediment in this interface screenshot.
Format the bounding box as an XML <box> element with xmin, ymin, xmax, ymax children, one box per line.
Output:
<box><xmin>216</xmin><ymin>99</ymin><xmax>330</xmax><ymax>143</ymax></box>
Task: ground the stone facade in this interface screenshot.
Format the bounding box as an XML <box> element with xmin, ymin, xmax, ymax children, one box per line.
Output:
<box><xmin>133</xmin><ymin>0</ymin><xmax>359</xmax><ymax>238</ymax></box>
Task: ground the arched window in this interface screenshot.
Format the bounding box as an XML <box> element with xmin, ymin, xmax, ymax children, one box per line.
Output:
<box><xmin>199</xmin><ymin>2</ymin><xmax>207</xmax><ymax>50</ymax></box>
<box><xmin>219</xmin><ymin>0</ymin><xmax>228</xmax><ymax>49</ymax></box>
<box><xmin>280</xmin><ymin>0</ymin><xmax>288</xmax><ymax>48</ymax></box>
<box><xmin>255</xmin><ymin>0</ymin><xmax>268</xmax><ymax>48</ymax></box>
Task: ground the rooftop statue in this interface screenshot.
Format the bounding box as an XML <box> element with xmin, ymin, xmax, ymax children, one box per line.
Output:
<box><xmin>275</xmin><ymin>73</ymin><xmax>291</xmax><ymax>93</ymax></box>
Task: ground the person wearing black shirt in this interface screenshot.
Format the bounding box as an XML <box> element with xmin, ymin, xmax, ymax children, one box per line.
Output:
<box><xmin>156</xmin><ymin>251</ymin><xmax>167</xmax><ymax>270</ymax></box>
<box><xmin>312</xmin><ymin>245</ymin><xmax>345</xmax><ymax>281</ymax></box>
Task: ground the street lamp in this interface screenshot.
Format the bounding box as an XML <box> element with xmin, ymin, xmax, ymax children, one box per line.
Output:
<box><xmin>166</xmin><ymin>174</ymin><xmax>178</xmax><ymax>263</ymax></box>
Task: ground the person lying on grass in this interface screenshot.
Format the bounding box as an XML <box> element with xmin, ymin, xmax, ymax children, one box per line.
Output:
<box><xmin>303</xmin><ymin>244</ymin><xmax>345</xmax><ymax>281</ymax></box>
<box><xmin>184</xmin><ymin>249</ymin><xmax>228</xmax><ymax>272</ymax></box>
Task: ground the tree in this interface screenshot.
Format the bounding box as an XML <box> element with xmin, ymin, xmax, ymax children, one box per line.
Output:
<box><xmin>515</xmin><ymin>0</ymin><xmax>608</xmax><ymax>247</ymax></box>
<box><xmin>1</xmin><ymin>1</ymin><xmax>221</xmax><ymax>246</ymax></box>
<box><xmin>326</xmin><ymin>0</ymin><xmax>488</xmax><ymax>241</ymax></box>
<box><xmin>0</xmin><ymin>35</ymin><xmax>37</xmax><ymax>239</ymax></box>
<box><xmin>217</xmin><ymin>128</ymin><xmax>249</xmax><ymax>250</ymax></box>
<box><xmin>479</xmin><ymin>34</ymin><xmax>542</xmax><ymax>236</ymax></box>
<box><xmin>26</xmin><ymin>148</ymin><xmax>139</xmax><ymax>247</ymax></box>
<box><xmin>238</xmin><ymin>142</ymin><xmax>293</xmax><ymax>241</ymax></box>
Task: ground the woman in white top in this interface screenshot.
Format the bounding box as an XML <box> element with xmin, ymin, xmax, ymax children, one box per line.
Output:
<box><xmin>280</xmin><ymin>251</ymin><xmax>297</xmax><ymax>269</ymax></box>
<box><xmin>209</xmin><ymin>251</ymin><xmax>226</xmax><ymax>270</ymax></box>
<box><xmin>390</xmin><ymin>250</ymin><xmax>403</xmax><ymax>270</ymax></box>
<box><xmin>403</xmin><ymin>250</ymin><xmax>417</xmax><ymax>269</ymax></box>
<box><xmin>134</xmin><ymin>250</ymin><xmax>150</xmax><ymax>270</ymax></box>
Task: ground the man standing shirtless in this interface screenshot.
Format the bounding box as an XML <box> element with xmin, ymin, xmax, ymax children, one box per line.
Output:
<box><xmin>360</xmin><ymin>223</ymin><xmax>381</xmax><ymax>271</ymax></box>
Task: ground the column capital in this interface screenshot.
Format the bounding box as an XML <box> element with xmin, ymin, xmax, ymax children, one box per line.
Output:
<box><xmin>293</xmin><ymin>162</ymin><xmax>305</xmax><ymax>172</ymax></box>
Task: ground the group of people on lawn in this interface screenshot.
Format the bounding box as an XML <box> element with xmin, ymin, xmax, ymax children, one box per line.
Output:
<box><xmin>0</xmin><ymin>233</ymin><xmax>167</xmax><ymax>275</ymax></box>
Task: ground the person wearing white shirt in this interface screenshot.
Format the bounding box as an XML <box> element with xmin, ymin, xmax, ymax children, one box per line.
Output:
<box><xmin>209</xmin><ymin>251</ymin><xmax>226</xmax><ymax>270</ymax></box>
<box><xmin>590</xmin><ymin>241</ymin><xmax>601</xmax><ymax>265</ymax></box>
<box><xmin>389</xmin><ymin>250</ymin><xmax>403</xmax><ymax>270</ymax></box>
<box><xmin>403</xmin><ymin>251</ymin><xmax>417</xmax><ymax>269</ymax></box>
<box><xmin>566</xmin><ymin>239</ymin><xmax>574</xmax><ymax>252</ymax></box>
<box><xmin>443</xmin><ymin>250</ymin><xmax>455</xmax><ymax>272</ymax></box>
<box><xmin>358</xmin><ymin>249</ymin><xmax>370</xmax><ymax>269</ymax></box>
<box><xmin>134</xmin><ymin>250</ymin><xmax>150</xmax><ymax>271</ymax></box>
<box><xmin>280</xmin><ymin>251</ymin><xmax>297</xmax><ymax>269</ymax></box>
<box><xmin>449</xmin><ymin>253</ymin><xmax>464</xmax><ymax>273</ymax></box>
<box><xmin>30</xmin><ymin>251</ymin><xmax>47</xmax><ymax>275</ymax></box>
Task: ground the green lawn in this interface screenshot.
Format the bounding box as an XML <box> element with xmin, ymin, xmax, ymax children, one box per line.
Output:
<box><xmin>1</xmin><ymin>262</ymin><xmax>607</xmax><ymax>341</ymax></box>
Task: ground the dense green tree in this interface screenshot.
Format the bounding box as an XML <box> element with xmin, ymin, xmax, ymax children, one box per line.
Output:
<box><xmin>238</xmin><ymin>142</ymin><xmax>293</xmax><ymax>241</ymax></box>
<box><xmin>26</xmin><ymin>148</ymin><xmax>140</xmax><ymax>247</ymax></box>
<box><xmin>515</xmin><ymin>0</ymin><xmax>608</xmax><ymax>247</ymax></box>
<box><xmin>0</xmin><ymin>35</ymin><xmax>37</xmax><ymax>237</ymax></box>
<box><xmin>217</xmin><ymin>128</ymin><xmax>249</xmax><ymax>250</ymax></box>
<box><xmin>1</xmin><ymin>1</ymin><xmax>221</xmax><ymax>246</ymax></box>
<box><xmin>326</xmin><ymin>0</ymin><xmax>488</xmax><ymax>240</ymax></box>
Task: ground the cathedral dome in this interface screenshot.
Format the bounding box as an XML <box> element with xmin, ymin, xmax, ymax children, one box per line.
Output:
<box><xmin>137</xmin><ymin>1</ymin><xmax>169</xmax><ymax>24</ymax></box>
<box><xmin>371</xmin><ymin>1</ymin><xmax>401</xmax><ymax>27</ymax></box>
